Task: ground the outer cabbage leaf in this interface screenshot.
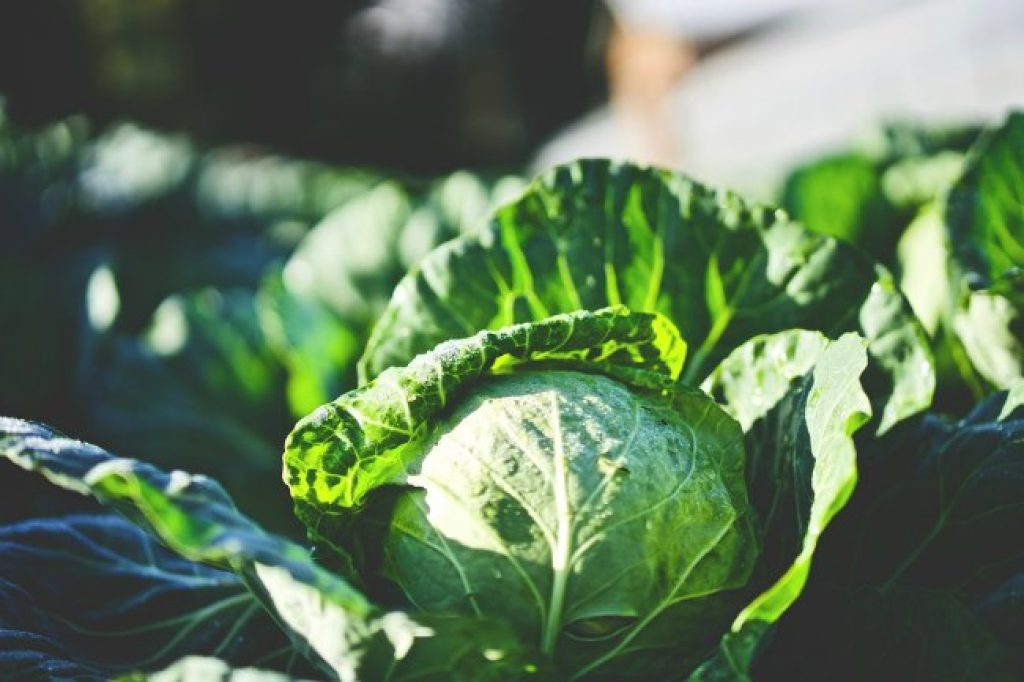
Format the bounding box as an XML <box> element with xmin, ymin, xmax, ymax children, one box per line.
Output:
<box><xmin>948</xmin><ymin>113</ymin><xmax>1024</xmax><ymax>288</ymax></box>
<box><xmin>285</xmin><ymin>307</ymin><xmax>686</xmax><ymax>561</ymax></box>
<box><xmin>360</xmin><ymin>160</ymin><xmax>931</xmax><ymax>433</ymax></box>
<box><xmin>753</xmin><ymin>383</ymin><xmax>1024</xmax><ymax>680</ymax></box>
<box><xmin>0</xmin><ymin>514</ymin><xmax>300</xmax><ymax>680</ymax></box>
<box><xmin>945</xmin><ymin>111</ymin><xmax>1024</xmax><ymax>390</ymax></box>
<box><xmin>693</xmin><ymin>332</ymin><xmax>872</xmax><ymax>679</ymax></box>
<box><xmin>893</xmin><ymin>204</ymin><xmax>990</xmax><ymax>414</ymax></box>
<box><xmin>0</xmin><ymin>418</ymin><xmax>543</xmax><ymax>682</ymax></box>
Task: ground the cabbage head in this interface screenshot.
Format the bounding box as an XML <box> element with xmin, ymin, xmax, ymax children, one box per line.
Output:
<box><xmin>385</xmin><ymin>370</ymin><xmax>756</xmax><ymax>677</ymax></box>
<box><xmin>283</xmin><ymin>307</ymin><xmax>873</xmax><ymax>680</ymax></box>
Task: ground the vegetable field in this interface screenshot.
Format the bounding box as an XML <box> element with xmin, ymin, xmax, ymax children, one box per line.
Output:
<box><xmin>0</xmin><ymin>105</ymin><xmax>1022</xmax><ymax>681</ymax></box>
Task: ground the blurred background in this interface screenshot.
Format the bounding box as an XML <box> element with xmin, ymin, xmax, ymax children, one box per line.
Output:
<box><xmin>3</xmin><ymin>0</ymin><xmax>1020</xmax><ymax>179</ymax></box>
<box><xmin>0</xmin><ymin>0</ymin><xmax>606</xmax><ymax>172</ymax></box>
<box><xmin>1</xmin><ymin>0</ymin><xmax>1022</xmax><ymax>535</ymax></box>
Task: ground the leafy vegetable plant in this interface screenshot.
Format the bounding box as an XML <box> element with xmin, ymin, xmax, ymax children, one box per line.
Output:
<box><xmin>1</xmin><ymin>148</ymin><xmax>1021</xmax><ymax>681</ymax></box>
<box><xmin>782</xmin><ymin>112</ymin><xmax>1024</xmax><ymax>410</ymax></box>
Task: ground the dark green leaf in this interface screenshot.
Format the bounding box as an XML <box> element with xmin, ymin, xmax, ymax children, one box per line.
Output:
<box><xmin>0</xmin><ymin>514</ymin><xmax>298</xmax><ymax>680</ymax></box>
<box><xmin>756</xmin><ymin>383</ymin><xmax>1024</xmax><ymax>680</ymax></box>
<box><xmin>0</xmin><ymin>418</ymin><xmax>543</xmax><ymax>682</ymax></box>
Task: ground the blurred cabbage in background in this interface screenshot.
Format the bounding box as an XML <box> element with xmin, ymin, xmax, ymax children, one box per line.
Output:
<box><xmin>0</xmin><ymin>108</ymin><xmax>522</xmax><ymax>534</ymax></box>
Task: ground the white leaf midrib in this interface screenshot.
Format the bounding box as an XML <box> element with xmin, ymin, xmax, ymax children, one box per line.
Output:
<box><xmin>542</xmin><ymin>390</ymin><xmax>573</xmax><ymax>656</ymax></box>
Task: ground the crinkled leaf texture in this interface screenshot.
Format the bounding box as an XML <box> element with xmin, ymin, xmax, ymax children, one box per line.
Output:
<box><xmin>0</xmin><ymin>418</ymin><xmax>543</xmax><ymax>682</ymax></box>
<box><xmin>359</xmin><ymin>159</ymin><xmax>931</xmax><ymax>433</ymax></box>
<box><xmin>946</xmin><ymin>111</ymin><xmax>1024</xmax><ymax>390</ymax></box>
<box><xmin>752</xmin><ymin>381</ymin><xmax>1024</xmax><ymax>680</ymax></box>
<box><xmin>288</xmin><ymin>306</ymin><xmax>873</xmax><ymax>679</ymax></box>
<box><xmin>285</xmin><ymin>306</ymin><xmax>686</xmax><ymax>558</ymax></box>
<box><xmin>0</xmin><ymin>514</ymin><xmax>299</xmax><ymax>681</ymax></box>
